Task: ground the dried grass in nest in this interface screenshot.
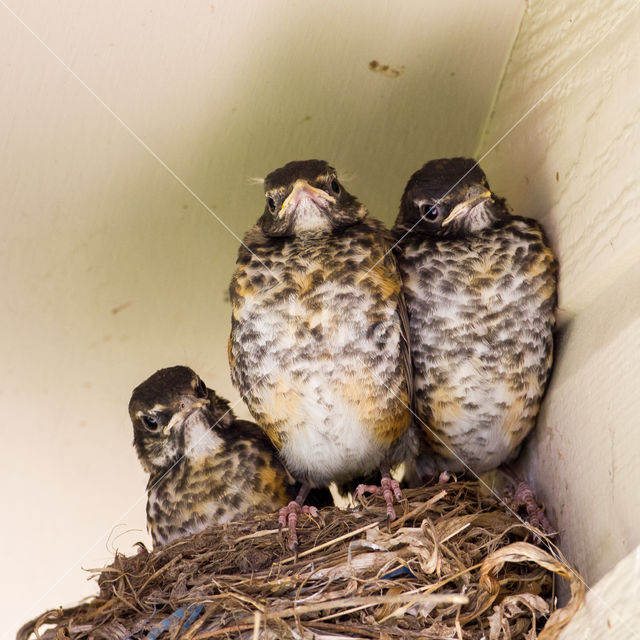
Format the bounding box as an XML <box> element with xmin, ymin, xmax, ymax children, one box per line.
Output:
<box><xmin>18</xmin><ymin>482</ymin><xmax>584</xmax><ymax>640</ymax></box>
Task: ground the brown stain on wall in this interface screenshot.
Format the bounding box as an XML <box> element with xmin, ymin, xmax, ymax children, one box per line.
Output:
<box><xmin>368</xmin><ymin>60</ymin><xmax>405</xmax><ymax>78</ymax></box>
<box><xmin>111</xmin><ymin>301</ymin><xmax>132</xmax><ymax>315</ymax></box>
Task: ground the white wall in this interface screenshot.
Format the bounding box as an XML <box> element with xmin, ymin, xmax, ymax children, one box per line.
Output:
<box><xmin>477</xmin><ymin>0</ymin><xmax>640</xmax><ymax>588</ymax></box>
<box><xmin>0</xmin><ymin>1</ymin><xmax>525</xmax><ymax>635</ymax></box>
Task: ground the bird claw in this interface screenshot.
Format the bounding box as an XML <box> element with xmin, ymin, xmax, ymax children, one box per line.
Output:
<box><xmin>134</xmin><ymin>541</ymin><xmax>150</xmax><ymax>556</ymax></box>
<box><xmin>356</xmin><ymin>476</ymin><xmax>403</xmax><ymax>521</ymax></box>
<box><xmin>509</xmin><ymin>482</ymin><xmax>552</xmax><ymax>533</ymax></box>
<box><xmin>278</xmin><ymin>501</ymin><xmax>319</xmax><ymax>553</ymax></box>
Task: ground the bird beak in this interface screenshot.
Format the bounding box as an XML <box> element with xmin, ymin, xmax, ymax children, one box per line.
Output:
<box><xmin>179</xmin><ymin>395</ymin><xmax>209</xmax><ymax>413</ymax></box>
<box><xmin>441</xmin><ymin>189</ymin><xmax>492</xmax><ymax>226</ymax></box>
<box><xmin>277</xmin><ymin>179</ymin><xmax>335</xmax><ymax>218</ymax></box>
<box><xmin>163</xmin><ymin>396</ymin><xmax>209</xmax><ymax>435</ymax></box>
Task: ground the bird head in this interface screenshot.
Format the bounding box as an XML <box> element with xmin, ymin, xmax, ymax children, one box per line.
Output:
<box><xmin>395</xmin><ymin>157</ymin><xmax>507</xmax><ymax>238</ymax></box>
<box><xmin>258</xmin><ymin>159</ymin><xmax>366</xmax><ymax>236</ymax></box>
<box><xmin>128</xmin><ymin>366</ymin><xmax>234</xmax><ymax>474</ymax></box>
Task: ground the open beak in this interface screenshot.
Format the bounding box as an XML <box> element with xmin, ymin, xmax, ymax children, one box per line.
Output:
<box><xmin>277</xmin><ymin>179</ymin><xmax>335</xmax><ymax>218</ymax></box>
<box><xmin>441</xmin><ymin>189</ymin><xmax>492</xmax><ymax>227</ymax></box>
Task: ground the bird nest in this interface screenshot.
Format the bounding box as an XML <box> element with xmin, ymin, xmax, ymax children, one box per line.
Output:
<box><xmin>18</xmin><ymin>482</ymin><xmax>584</xmax><ymax>640</ymax></box>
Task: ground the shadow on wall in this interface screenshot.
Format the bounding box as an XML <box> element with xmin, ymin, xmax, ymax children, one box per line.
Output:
<box><xmin>83</xmin><ymin>3</ymin><xmax>507</xmax><ymax>394</ymax></box>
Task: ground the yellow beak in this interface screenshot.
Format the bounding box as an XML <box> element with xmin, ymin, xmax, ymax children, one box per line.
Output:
<box><xmin>163</xmin><ymin>397</ymin><xmax>209</xmax><ymax>434</ymax></box>
<box><xmin>441</xmin><ymin>189</ymin><xmax>492</xmax><ymax>226</ymax></box>
<box><xmin>277</xmin><ymin>179</ymin><xmax>335</xmax><ymax>218</ymax></box>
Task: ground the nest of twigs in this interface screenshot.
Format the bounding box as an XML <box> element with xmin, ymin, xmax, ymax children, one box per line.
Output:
<box><xmin>19</xmin><ymin>482</ymin><xmax>584</xmax><ymax>640</ymax></box>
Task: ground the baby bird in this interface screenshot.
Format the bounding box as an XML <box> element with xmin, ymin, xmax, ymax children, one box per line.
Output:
<box><xmin>229</xmin><ymin>160</ymin><xmax>414</xmax><ymax>547</ymax></box>
<box><xmin>129</xmin><ymin>365</ymin><xmax>293</xmax><ymax>546</ymax></box>
<box><xmin>392</xmin><ymin>158</ymin><xmax>557</xmax><ymax>482</ymax></box>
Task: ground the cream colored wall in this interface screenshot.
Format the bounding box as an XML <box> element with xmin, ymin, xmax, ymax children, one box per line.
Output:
<box><xmin>1</xmin><ymin>1</ymin><xmax>526</xmax><ymax>635</ymax></box>
<box><xmin>560</xmin><ymin>546</ymin><xmax>640</xmax><ymax>639</ymax></box>
<box><xmin>477</xmin><ymin>0</ymin><xmax>640</xmax><ymax>591</ymax></box>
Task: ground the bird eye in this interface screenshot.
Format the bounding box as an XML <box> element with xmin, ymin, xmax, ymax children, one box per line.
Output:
<box><xmin>195</xmin><ymin>378</ymin><xmax>207</xmax><ymax>398</ymax></box>
<box><xmin>329</xmin><ymin>179</ymin><xmax>341</xmax><ymax>195</ymax></box>
<box><xmin>267</xmin><ymin>196</ymin><xmax>276</xmax><ymax>212</ymax></box>
<box><xmin>420</xmin><ymin>203</ymin><xmax>439</xmax><ymax>221</ymax></box>
<box><xmin>142</xmin><ymin>415</ymin><xmax>159</xmax><ymax>431</ymax></box>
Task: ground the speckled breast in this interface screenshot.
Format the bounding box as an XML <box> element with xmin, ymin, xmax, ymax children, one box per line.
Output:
<box><xmin>146</xmin><ymin>420</ymin><xmax>291</xmax><ymax>546</ymax></box>
<box><xmin>229</xmin><ymin>219</ymin><xmax>411</xmax><ymax>486</ymax></box>
<box><xmin>397</xmin><ymin>218</ymin><xmax>557</xmax><ymax>473</ymax></box>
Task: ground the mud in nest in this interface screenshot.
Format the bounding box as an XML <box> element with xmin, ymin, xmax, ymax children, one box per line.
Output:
<box><xmin>18</xmin><ymin>482</ymin><xmax>584</xmax><ymax>640</ymax></box>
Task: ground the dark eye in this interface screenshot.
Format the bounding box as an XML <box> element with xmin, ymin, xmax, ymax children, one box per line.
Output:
<box><xmin>420</xmin><ymin>203</ymin><xmax>439</xmax><ymax>221</ymax></box>
<box><xmin>142</xmin><ymin>415</ymin><xmax>159</xmax><ymax>431</ymax></box>
<box><xmin>330</xmin><ymin>179</ymin><xmax>341</xmax><ymax>195</ymax></box>
<box><xmin>267</xmin><ymin>196</ymin><xmax>276</xmax><ymax>212</ymax></box>
<box><xmin>195</xmin><ymin>378</ymin><xmax>207</xmax><ymax>398</ymax></box>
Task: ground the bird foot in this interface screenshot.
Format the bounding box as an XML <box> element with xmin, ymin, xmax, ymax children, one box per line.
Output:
<box><xmin>278</xmin><ymin>501</ymin><xmax>319</xmax><ymax>553</ymax></box>
<box><xmin>508</xmin><ymin>481</ymin><xmax>552</xmax><ymax>533</ymax></box>
<box><xmin>438</xmin><ymin>470</ymin><xmax>452</xmax><ymax>484</ymax></box>
<box><xmin>356</xmin><ymin>476</ymin><xmax>404</xmax><ymax>521</ymax></box>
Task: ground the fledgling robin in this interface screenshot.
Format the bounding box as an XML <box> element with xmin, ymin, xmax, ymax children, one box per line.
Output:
<box><xmin>129</xmin><ymin>365</ymin><xmax>293</xmax><ymax>546</ymax></box>
<box><xmin>229</xmin><ymin>160</ymin><xmax>414</xmax><ymax>548</ymax></box>
<box><xmin>392</xmin><ymin>158</ymin><xmax>557</xmax><ymax>502</ymax></box>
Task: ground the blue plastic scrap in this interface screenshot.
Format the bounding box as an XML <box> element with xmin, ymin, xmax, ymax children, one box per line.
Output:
<box><xmin>145</xmin><ymin>603</ymin><xmax>204</xmax><ymax>640</ymax></box>
<box><xmin>381</xmin><ymin>566</ymin><xmax>416</xmax><ymax>580</ymax></box>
